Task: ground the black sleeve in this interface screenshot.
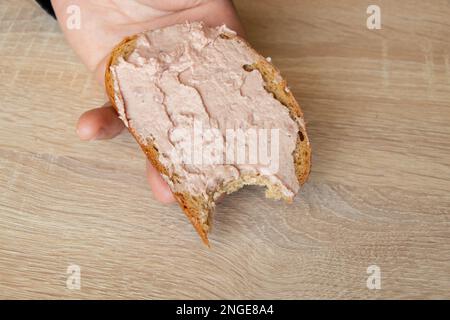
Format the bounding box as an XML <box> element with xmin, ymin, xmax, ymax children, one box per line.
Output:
<box><xmin>35</xmin><ymin>0</ymin><xmax>56</xmax><ymax>19</ymax></box>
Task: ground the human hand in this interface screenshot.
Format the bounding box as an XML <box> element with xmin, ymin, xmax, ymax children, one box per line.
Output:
<box><xmin>51</xmin><ymin>0</ymin><xmax>244</xmax><ymax>203</ymax></box>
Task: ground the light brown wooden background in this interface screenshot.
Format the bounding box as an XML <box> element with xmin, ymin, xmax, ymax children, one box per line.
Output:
<box><xmin>0</xmin><ymin>0</ymin><xmax>449</xmax><ymax>299</ymax></box>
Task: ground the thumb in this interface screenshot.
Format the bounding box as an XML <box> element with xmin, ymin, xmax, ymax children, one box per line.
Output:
<box><xmin>77</xmin><ymin>102</ymin><xmax>124</xmax><ymax>140</ymax></box>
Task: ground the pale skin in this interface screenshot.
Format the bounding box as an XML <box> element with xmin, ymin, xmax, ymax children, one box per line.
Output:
<box><xmin>51</xmin><ymin>0</ymin><xmax>244</xmax><ymax>203</ymax></box>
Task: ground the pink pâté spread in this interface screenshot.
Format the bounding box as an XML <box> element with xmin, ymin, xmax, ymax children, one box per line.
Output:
<box><xmin>110</xmin><ymin>22</ymin><xmax>302</xmax><ymax>199</ymax></box>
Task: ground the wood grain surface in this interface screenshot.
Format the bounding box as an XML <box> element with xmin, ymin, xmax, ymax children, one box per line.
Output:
<box><xmin>0</xmin><ymin>0</ymin><xmax>449</xmax><ymax>299</ymax></box>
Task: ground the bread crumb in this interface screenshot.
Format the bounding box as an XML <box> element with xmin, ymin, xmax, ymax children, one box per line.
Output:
<box><xmin>266</xmin><ymin>57</ymin><xmax>272</xmax><ymax>62</ymax></box>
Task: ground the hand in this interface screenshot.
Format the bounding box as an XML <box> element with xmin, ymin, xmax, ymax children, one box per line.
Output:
<box><xmin>51</xmin><ymin>0</ymin><xmax>244</xmax><ymax>203</ymax></box>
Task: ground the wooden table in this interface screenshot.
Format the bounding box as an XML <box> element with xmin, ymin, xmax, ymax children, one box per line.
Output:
<box><xmin>1</xmin><ymin>0</ymin><xmax>449</xmax><ymax>299</ymax></box>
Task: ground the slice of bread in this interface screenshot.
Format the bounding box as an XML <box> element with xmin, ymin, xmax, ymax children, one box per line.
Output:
<box><xmin>105</xmin><ymin>22</ymin><xmax>311</xmax><ymax>246</ymax></box>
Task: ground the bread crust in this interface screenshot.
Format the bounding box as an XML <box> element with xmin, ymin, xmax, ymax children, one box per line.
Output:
<box><xmin>105</xmin><ymin>29</ymin><xmax>311</xmax><ymax>246</ymax></box>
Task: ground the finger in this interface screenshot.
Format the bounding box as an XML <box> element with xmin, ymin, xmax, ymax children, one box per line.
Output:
<box><xmin>146</xmin><ymin>160</ymin><xmax>176</xmax><ymax>204</ymax></box>
<box><xmin>77</xmin><ymin>103</ymin><xmax>124</xmax><ymax>140</ymax></box>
